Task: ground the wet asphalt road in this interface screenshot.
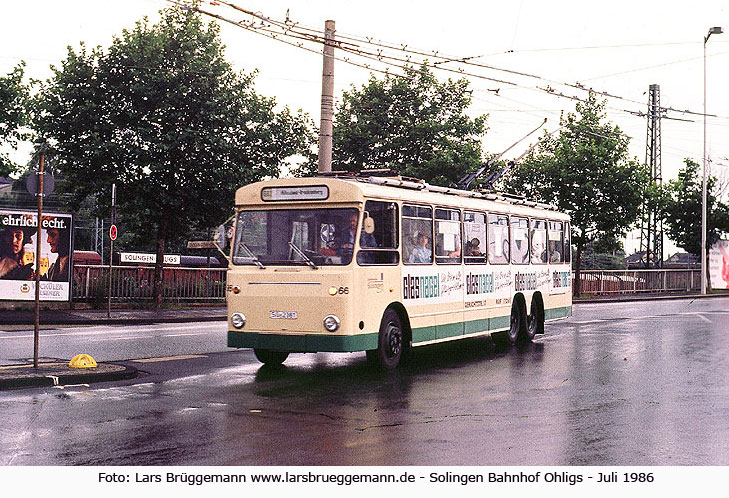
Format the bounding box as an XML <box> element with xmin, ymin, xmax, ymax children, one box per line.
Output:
<box><xmin>1</xmin><ymin>296</ymin><xmax>728</xmax><ymax>466</ymax></box>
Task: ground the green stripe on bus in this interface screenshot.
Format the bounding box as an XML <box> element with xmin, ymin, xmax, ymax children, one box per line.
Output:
<box><xmin>545</xmin><ymin>306</ymin><xmax>572</xmax><ymax>320</ymax></box>
<box><xmin>228</xmin><ymin>306</ymin><xmax>572</xmax><ymax>352</ymax></box>
<box><xmin>437</xmin><ymin>321</ymin><xmax>464</xmax><ymax>339</ymax></box>
<box><xmin>228</xmin><ymin>331</ymin><xmax>378</xmax><ymax>352</ymax></box>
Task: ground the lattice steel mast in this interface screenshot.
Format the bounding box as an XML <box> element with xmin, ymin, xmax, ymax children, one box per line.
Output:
<box><xmin>639</xmin><ymin>84</ymin><xmax>664</xmax><ymax>268</ymax></box>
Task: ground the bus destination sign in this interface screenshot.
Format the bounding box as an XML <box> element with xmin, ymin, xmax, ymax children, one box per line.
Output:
<box><xmin>261</xmin><ymin>185</ymin><xmax>329</xmax><ymax>202</ymax></box>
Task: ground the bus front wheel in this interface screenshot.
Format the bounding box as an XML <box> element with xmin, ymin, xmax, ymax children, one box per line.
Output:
<box><xmin>254</xmin><ymin>349</ymin><xmax>289</xmax><ymax>366</ymax></box>
<box><xmin>368</xmin><ymin>308</ymin><xmax>404</xmax><ymax>370</ymax></box>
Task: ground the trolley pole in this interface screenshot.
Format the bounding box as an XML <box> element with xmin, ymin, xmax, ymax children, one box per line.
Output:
<box><xmin>318</xmin><ymin>19</ymin><xmax>335</xmax><ymax>173</ymax></box>
<box><xmin>33</xmin><ymin>153</ymin><xmax>44</xmax><ymax>368</ymax></box>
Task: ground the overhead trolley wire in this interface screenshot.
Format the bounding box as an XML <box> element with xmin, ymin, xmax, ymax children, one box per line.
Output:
<box><xmin>170</xmin><ymin>0</ymin><xmax>727</xmax><ymax>123</ymax></box>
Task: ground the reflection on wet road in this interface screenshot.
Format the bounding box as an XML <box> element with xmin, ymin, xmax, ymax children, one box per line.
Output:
<box><xmin>1</xmin><ymin>297</ymin><xmax>727</xmax><ymax>465</ymax></box>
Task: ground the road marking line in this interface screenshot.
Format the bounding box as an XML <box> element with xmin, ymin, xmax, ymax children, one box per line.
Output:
<box><xmin>164</xmin><ymin>333</ymin><xmax>213</xmax><ymax>337</ymax></box>
<box><xmin>132</xmin><ymin>354</ymin><xmax>208</xmax><ymax>363</ymax></box>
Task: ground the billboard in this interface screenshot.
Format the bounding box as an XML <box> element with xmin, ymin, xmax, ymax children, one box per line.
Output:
<box><xmin>709</xmin><ymin>239</ymin><xmax>729</xmax><ymax>290</ymax></box>
<box><xmin>0</xmin><ymin>209</ymin><xmax>73</xmax><ymax>301</ymax></box>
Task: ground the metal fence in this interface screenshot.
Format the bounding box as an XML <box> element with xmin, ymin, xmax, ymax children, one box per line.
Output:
<box><xmin>72</xmin><ymin>266</ymin><xmax>703</xmax><ymax>302</ymax></box>
<box><xmin>73</xmin><ymin>265</ymin><xmax>227</xmax><ymax>302</ymax></box>
<box><xmin>576</xmin><ymin>269</ymin><xmax>702</xmax><ymax>296</ymax></box>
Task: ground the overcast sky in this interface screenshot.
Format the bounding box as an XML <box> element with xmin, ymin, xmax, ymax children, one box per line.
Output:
<box><xmin>3</xmin><ymin>0</ymin><xmax>729</xmax><ymax>252</ymax></box>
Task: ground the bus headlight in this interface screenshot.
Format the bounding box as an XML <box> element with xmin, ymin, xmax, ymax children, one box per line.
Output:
<box><xmin>231</xmin><ymin>312</ymin><xmax>246</xmax><ymax>329</ymax></box>
<box><xmin>323</xmin><ymin>314</ymin><xmax>341</xmax><ymax>332</ymax></box>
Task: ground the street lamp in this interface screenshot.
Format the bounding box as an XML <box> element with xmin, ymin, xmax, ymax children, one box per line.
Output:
<box><xmin>702</xmin><ymin>26</ymin><xmax>723</xmax><ymax>294</ymax></box>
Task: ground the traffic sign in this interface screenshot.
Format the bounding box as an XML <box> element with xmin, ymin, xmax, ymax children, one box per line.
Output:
<box><xmin>110</xmin><ymin>224</ymin><xmax>118</xmax><ymax>241</ymax></box>
<box><xmin>26</xmin><ymin>171</ymin><xmax>55</xmax><ymax>196</ymax></box>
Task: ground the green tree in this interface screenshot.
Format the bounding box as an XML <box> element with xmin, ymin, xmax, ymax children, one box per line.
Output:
<box><xmin>0</xmin><ymin>63</ymin><xmax>30</xmax><ymax>176</ymax></box>
<box><xmin>34</xmin><ymin>6</ymin><xmax>313</xmax><ymax>306</ymax></box>
<box><xmin>502</xmin><ymin>94</ymin><xmax>650</xmax><ymax>296</ymax></box>
<box><xmin>663</xmin><ymin>158</ymin><xmax>729</xmax><ymax>289</ymax></box>
<box><xmin>329</xmin><ymin>65</ymin><xmax>488</xmax><ymax>186</ymax></box>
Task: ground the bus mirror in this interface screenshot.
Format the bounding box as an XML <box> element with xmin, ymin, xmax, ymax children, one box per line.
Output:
<box><xmin>211</xmin><ymin>212</ymin><xmax>237</xmax><ymax>261</ymax></box>
<box><xmin>363</xmin><ymin>213</ymin><xmax>375</xmax><ymax>234</ymax></box>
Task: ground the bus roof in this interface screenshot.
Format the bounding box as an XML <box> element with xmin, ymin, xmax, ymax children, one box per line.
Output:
<box><xmin>235</xmin><ymin>176</ymin><xmax>569</xmax><ymax>221</ymax></box>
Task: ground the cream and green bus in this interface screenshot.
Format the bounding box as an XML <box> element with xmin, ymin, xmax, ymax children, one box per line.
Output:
<box><xmin>227</xmin><ymin>175</ymin><xmax>572</xmax><ymax>370</ymax></box>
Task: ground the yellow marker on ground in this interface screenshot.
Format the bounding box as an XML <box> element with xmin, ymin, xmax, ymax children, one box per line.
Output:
<box><xmin>69</xmin><ymin>354</ymin><xmax>98</xmax><ymax>369</ymax></box>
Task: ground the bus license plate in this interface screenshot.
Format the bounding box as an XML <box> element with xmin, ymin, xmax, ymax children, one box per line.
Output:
<box><xmin>270</xmin><ymin>311</ymin><xmax>298</xmax><ymax>319</ymax></box>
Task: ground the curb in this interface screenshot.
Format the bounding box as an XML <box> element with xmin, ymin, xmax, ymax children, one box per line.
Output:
<box><xmin>0</xmin><ymin>362</ymin><xmax>138</xmax><ymax>390</ymax></box>
<box><xmin>574</xmin><ymin>292</ymin><xmax>729</xmax><ymax>304</ymax></box>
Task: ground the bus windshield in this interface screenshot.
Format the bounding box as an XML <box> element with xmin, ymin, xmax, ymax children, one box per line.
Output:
<box><xmin>233</xmin><ymin>208</ymin><xmax>359</xmax><ymax>266</ymax></box>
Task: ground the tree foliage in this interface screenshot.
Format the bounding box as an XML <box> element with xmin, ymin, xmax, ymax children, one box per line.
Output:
<box><xmin>502</xmin><ymin>94</ymin><xmax>650</xmax><ymax>295</ymax></box>
<box><xmin>0</xmin><ymin>63</ymin><xmax>30</xmax><ymax>176</ymax></box>
<box><xmin>663</xmin><ymin>158</ymin><xmax>729</xmax><ymax>287</ymax></box>
<box><xmin>34</xmin><ymin>7</ymin><xmax>313</xmax><ymax>304</ymax></box>
<box><xmin>329</xmin><ymin>65</ymin><xmax>488</xmax><ymax>186</ymax></box>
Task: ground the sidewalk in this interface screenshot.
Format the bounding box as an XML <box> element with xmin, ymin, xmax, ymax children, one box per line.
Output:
<box><xmin>1</xmin><ymin>305</ymin><xmax>227</xmax><ymax>326</ymax></box>
<box><xmin>0</xmin><ymin>305</ymin><xmax>226</xmax><ymax>390</ymax></box>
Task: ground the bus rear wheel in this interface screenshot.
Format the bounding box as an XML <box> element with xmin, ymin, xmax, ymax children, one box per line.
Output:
<box><xmin>495</xmin><ymin>300</ymin><xmax>525</xmax><ymax>346</ymax></box>
<box><xmin>254</xmin><ymin>349</ymin><xmax>289</xmax><ymax>366</ymax></box>
<box><xmin>368</xmin><ymin>308</ymin><xmax>404</xmax><ymax>370</ymax></box>
<box><xmin>524</xmin><ymin>295</ymin><xmax>544</xmax><ymax>341</ymax></box>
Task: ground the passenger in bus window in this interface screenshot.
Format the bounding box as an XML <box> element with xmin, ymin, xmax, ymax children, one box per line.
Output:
<box><xmin>550</xmin><ymin>247</ymin><xmax>562</xmax><ymax>263</ymax></box>
<box><xmin>408</xmin><ymin>233</ymin><xmax>432</xmax><ymax>263</ymax></box>
<box><xmin>531</xmin><ymin>232</ymin><xmax>546</xmax><ymax>264</ymax></box>
<box><xmin>465</xmin><ymin>238</ymin><xmax>482</xmax><ymax>256</ymax></box>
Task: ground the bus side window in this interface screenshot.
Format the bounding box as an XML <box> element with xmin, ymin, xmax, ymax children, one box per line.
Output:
<box><xmin>402</xmin><ymin>204</ymin><xmax>433</xmax><ymax>265</ymax></box>
<box><xmin>435</xmin><ymin>208</ymin><xmax>461</xmax><ymax>264</ymax></box>
<box><xmin>548</xmin><ymin>221</ymin><xmax>564</xmax><ymax>263</ymax></box>
<box><xmin>464</xmin><ymin>211</ymin><xmax>486</xmax><ymax>264</ymax></box>
<box><xmin>356</xmin><ymin>201</ymin><xmax>399</xmax><ymax>265</ymax></box>
<box><xmin>487</xmin><ymin>213</ymin><xmax>509</xmax><ymax>264</ymax></box>
<box><xmin>530</xmin><ymin>219</ymin><xmax>548</xmax><ymax>264</ymax></box>
<box><xmin>510</xmin><ymin>216</ymin><xmax>530</xmax><ymax>264</ymax></box>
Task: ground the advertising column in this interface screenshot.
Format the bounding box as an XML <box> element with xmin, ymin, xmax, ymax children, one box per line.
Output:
<box><xmin>0</xmin><ymin>209</ymin><xmax>73</xmax><ymax>301</ymax></box>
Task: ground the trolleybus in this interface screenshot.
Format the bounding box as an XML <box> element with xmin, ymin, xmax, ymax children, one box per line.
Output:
<box><xmin>226</xmin><ymin>175</ymin><xmax>572</xmax><ymax>370</ymax></box>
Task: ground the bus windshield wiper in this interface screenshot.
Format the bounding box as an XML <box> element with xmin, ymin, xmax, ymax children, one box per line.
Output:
<box><xmin>240</xmin><ymin>243</ymin><xmax>265</xmax><ymax>269</ymax></box>
<box><xmin>288</xmin><ymin>242</ymin><xmax>318</xmax><ymax>269</ymax></box>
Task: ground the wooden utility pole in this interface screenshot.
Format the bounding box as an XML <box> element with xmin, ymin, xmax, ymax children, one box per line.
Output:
<box><xmin>107</xmin><ymin>184</ymin><xmax>116</xmax><ymax>318</ymax></box>
<box><xmin>318</xmin><ymin>20</ymin><xmax>335</xmax><ymax>173</ymax></box>
<box><xmin>33</xmin><ymin>153</ymin><xmax>44</xmax><ymax>368</ymax></box>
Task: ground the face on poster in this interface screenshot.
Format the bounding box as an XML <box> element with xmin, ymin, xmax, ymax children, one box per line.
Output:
<box><xmin>0</xmin><ymin>209</ymin><xmax>73</xmax><ymax>301</ymax></box>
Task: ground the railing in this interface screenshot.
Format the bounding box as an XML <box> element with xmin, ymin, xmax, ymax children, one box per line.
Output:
<box><xmin>575</xmin><ymin>269</ymin><xmax>702</xmax><ymax>296</ymax></box>
<box><xmin>72</xmin><ymin>266</ymin><xmax>704</xmax><ymax>302</ymax></box>
<box><xmin>73</xmin><ymin>265</ymin><xmax>227</xmax><ymax>302</ymax></box>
